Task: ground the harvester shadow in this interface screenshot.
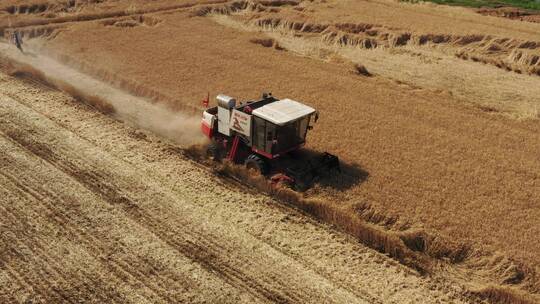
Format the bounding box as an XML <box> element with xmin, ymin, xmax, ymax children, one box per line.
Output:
<box><xmin>182</xmin><ymin>145</ymin><xmax>368</xmax><ymax>192</ymax></box>
<box><xmin>314</xmin><ymin>159</ymin><xmax>369</xmax><ymax>191</ymax></box>
<box><xmin>286</xmin><ymin>148</ymin><xmax>369</xmax><ymax>191</ymax></box>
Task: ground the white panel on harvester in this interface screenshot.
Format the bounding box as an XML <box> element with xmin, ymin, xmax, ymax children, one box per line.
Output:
<box><xmin>230</xmin><ymin>109</ymin><xmax>252</xmax><ymax>137</ymax></box>
<box><xmin>218</xmin><ymin>106</ymin><xmax>231</xmax><ymax>136</ymax></box>
<box><xmin>252</xmin><ymin>98</ymin><xmax>315</xmax><ymax>126</ymax></box>
<box><xmin>216</xmin><ymin>94</ymin><xmax>236</xmax><ymax>136</ymax></box>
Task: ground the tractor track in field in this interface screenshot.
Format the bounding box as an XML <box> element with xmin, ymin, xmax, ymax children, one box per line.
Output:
<box><xmin>0</xmin><ymin>206</ymin><xmax>126</xmax><ymax>304</ymax></box>
<box><xmin>0</xmin><ymin>154</ymin><xmax>173</xmax><ymax>304</ymax></box>
<box><xmin>1</xmin><ymin>182</ymin><xmax>178</xmax><ymax>304</ymax></box>
<box><xmin>0</xmin><ymin>183</ymin><xmax>201</xmax><ymax>304</ymax></box>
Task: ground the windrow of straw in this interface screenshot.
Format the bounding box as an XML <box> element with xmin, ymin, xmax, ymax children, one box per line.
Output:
<box><xmin>469</xmin><ymin>285</ymin><xmax>538</xmax><ymax>304</ymax></box>
<box><xmin>190</xmin><ymin>157</ymin><xmax>538</xmax><ymax>303</ymax></box>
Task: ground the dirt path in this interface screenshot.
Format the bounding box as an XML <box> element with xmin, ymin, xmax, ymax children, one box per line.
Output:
<box><xmin>0</xmin><ymin>71</ymin><xmax>471</xmax><ymax>303</ymax></box>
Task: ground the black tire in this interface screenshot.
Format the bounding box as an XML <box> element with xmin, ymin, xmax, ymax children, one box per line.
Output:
<box><xmin>206</xmin><ymin>142</ymin><xmax>222</xmax><ymax>162</ymax></box>
<box><xmin>293</xmin><ymin>181</ymin><xmax>309</xmax><ymax>192</ymax></box>
<box><xmin>292</xmin><ymin>173</ymin><xmax>313</xmax><ymax>192</ymax></box>
<box><xmin>244</xmin><ymin>154</ymin><xmax>269</xmax><ymax>175</ymax></box>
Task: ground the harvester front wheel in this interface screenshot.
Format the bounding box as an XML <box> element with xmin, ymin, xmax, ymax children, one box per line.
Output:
<box><xmin>245</xmin><ymin>154</ymin><xmax>269</xmax><ymax>176</ymax></box>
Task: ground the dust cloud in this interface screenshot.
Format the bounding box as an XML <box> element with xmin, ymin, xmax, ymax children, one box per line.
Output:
<box><xmin>0</xmin><ymin>42</ymin><xmax>206</xmax><ymax>147</ymax></box>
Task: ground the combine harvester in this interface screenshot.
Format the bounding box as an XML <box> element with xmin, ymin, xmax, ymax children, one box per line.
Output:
<box><xmin>201</xmin><ymin>92</ymin><xmax>340</xmax><ymax>190</ymax></box>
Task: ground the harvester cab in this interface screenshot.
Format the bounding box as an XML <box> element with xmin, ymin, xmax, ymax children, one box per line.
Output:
<box><xmin>201</xmin><ymin>92</ymin><xmax>339</xmax><ymax>190</ymax></box>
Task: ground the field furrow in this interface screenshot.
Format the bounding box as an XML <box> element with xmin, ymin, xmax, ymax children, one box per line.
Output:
<box><xmin>0</xmin><ymin>141</ymin><xmax>171</xmax><ymax>303</ymax></box>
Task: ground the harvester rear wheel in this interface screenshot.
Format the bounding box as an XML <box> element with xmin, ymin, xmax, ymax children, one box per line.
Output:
<box><xmin>245</xmin><ymin>154</ymin><xmax>269</xmax><ymax>176</ymax></box>
<box><xmin>206</xmin><ymin>142</ymin><xmax>223</xmax><ymax>162</ymax></box>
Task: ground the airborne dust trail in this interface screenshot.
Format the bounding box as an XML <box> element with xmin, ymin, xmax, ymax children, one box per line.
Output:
<box><xmin>0</xmin><ymin>42</ymin><xmax>205</xmax><ymax>146</ymax></box>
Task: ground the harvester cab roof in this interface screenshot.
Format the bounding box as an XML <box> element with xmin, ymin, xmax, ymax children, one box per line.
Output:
<box><xmin>201</xmin><ymin>92</ymin><xmax>339</xmax><ymax>190</ymax></box>
<box><xmin>251</xmin><ymin>98</ymin><xmax>316</xmax><ymax>126</ymax></box>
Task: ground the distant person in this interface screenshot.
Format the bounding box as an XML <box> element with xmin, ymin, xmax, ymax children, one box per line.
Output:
<box><xmin>12</xmin><ymin>31</ymin><xmax>23</xmax><ymax>53</ymax></box>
